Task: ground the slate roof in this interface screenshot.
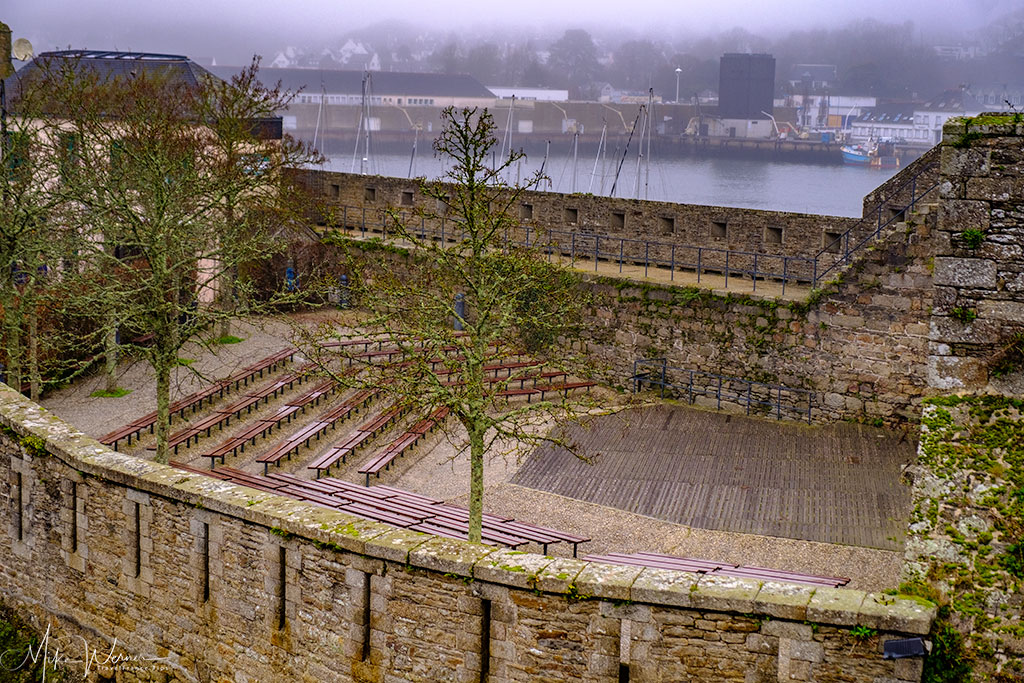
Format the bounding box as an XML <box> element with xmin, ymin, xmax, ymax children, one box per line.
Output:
<box><xmin>209</xmin><ymin>66</ymin><xmax>494</xmax><ymax>99</ymax></box>
<box><xmin>7</xmin><ymin>50</ymin><xmax>219</xmax><ymax>92</ymax></box>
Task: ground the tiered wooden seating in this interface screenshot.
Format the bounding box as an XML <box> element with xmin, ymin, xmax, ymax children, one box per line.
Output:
<box><xmin>358</xmin><ymin>407</ymin><xmax>450</xmax><ymax>485</ymax></box>
<box><xmin>580</xmin><ymin>552</ymin><xmax>850</xmax><ymax>588</ymax></box>
<box><xmin>99</xmin><ymin>348</ymin><xmax>296</xmax><ymax>450</ymax></box>
<box><xmin>306</xmin><ymin>402</ymin><xmax>405</xmax><ymax>478</ymax></box>
<box><xmin>255</xmin><ymin>388</ymin><xmax>376</xmax><ymax>474</ymax></box>
<box><xmin>495</xmin><ymin>380</ymin><xmax>597</xmax><ymax>402</ymax></box>
<box><xmin>197</xmin><ymin>374</ymin><xmax>337</xmax><ymax>470</ymax></box>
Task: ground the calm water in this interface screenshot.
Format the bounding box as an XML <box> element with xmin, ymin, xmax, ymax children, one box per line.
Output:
<box><xmin>325</xmin><ymin>152</ymin><xmax>900</xmax><ymax>218</ymax></box>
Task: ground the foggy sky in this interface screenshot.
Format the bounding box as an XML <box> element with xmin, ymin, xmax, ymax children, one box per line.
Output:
<box><xmin>5</xmin><ymin>0</ymin><xmax>1019</xmax><ymax>65</ymax></box>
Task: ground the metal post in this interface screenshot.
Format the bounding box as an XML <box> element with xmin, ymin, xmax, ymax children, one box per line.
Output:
<box><xmin>746</xmin><ymin>384</ymin><xmax>751</xmax><ymax>415</ymax></box>
<box><xmin>725</xmin><ymin>251</ymin><xmax>730</xmax><ymax>288</ymax></box>
<box><xmin>571</xmin><ymin>232</ymin><xmax>576</xmax><ymax>265</ymax></box>
<box><xmin>697</xmin><ymin>248</ymin><xmax>701</xmax><ymax>283</ymax></box>
<box><xmin>716</xmin><ymin>376</ymin><xmax>722</xmax><ymax>410</ymax></box>
<box><xmin>339</xmin><ymin>274</ymin><xmax>350</xmax><ymax>309</ymax></box>
<box><xmin>619</xmin><ymin>240</ymin><xmax>624</xmax><ymax>273</ymax></box>
<box><xmin>361</xmin><ymin>207</ymin><xmax>366</xmax><ymax>234</ymax></box>
<box><xmin>594</xmin><ymin>236</ymin><xmax>599</xmax><ymax>272</ymax></box>
<box><xmin>644</xmin><ymin>242</ymin><xmax>649</xmax><ymax>278</ymax></box>
<box><xmin>782</xmin><ymin>258</ymin><xmax>788</xmax><ymax>296</ymax></box>
<box><xmin>752</xmin><ymin>253</ymin><xmax>758</xmax><ymax>291</ymax></box>
<box><xmin>659</xmin><ymin>359</ymin><xmax>666</xmax><ymax>399</ymax></box>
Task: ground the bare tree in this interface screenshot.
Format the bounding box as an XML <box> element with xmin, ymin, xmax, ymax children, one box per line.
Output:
<box><xmin>306</xmin><ymin>107</ymin><xmax>592</xmax><ymax>542</ymax></box>
<box><xmin>33</xmin><ymin>56</ymin><xmax>318</xmax><ymax>463</ymax></box>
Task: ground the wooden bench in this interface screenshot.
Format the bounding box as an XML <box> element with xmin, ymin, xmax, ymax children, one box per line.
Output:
<box><xmin>358</xmin><ymin>406</ymin><xmax>450</xmax><ymax>484</ymax></box>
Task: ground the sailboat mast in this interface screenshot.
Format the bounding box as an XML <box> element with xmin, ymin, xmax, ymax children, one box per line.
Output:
<box><xmin>363</xmin><ymin>72</ymin><xmax>372</xmax><ymax>175</ymax></box>
<box><xmin>407</xmin><ymin>126</ymin><xmax>418</xmax><ymax>179</ymax></box>
<box><xmin>644</xmin><ymin>89</ymin><xmax>654</xmax><ymax>200</ymax></box>
<box><xmin>571</xmin><ymin>130</ymin><xmax>579</xmax><ymax>194</ymax></box>
<box><xmin>589</xmin><ymin>122</ymin><xmax>606</xmax><ymax>194</ymax></box>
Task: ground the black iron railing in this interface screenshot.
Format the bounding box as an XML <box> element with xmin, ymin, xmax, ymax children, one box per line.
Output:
<box><xmin>631</xmin><ymin>358</ymin><xmax>814</xmax><ymax>423</ymax></box>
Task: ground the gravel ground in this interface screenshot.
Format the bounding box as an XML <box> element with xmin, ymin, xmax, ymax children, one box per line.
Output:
<box><xmin>40</xmin><ymin>312</ymin><xmax>904</xmax><ymax>593</ymax></box>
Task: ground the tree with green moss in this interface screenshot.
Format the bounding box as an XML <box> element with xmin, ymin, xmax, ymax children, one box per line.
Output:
<box><xmin>310</xmin><ymin>107</ymin><xmax>591</xmax><ymax>542</ymax></box>
<box><xmin>27</xmin><ymin>55</ymin><xmax>318</xmax><ymax>463</ymax></box>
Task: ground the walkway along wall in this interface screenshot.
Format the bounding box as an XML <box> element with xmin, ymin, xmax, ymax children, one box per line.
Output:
<box><xmin>293</xmin><ymin>123</ymin><xmax>1024</xmax><ymax>425</ymax></box>
<box><xmin>0</xmin><ymin>385</ymin><xmax>935</xmax><ymax>682</ymax></box>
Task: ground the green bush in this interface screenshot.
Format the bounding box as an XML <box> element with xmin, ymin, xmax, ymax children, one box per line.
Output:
<box><xmin>923</xmin><ymin>620</ymin><xmax>973</xmax><ymax>683</ymax></box>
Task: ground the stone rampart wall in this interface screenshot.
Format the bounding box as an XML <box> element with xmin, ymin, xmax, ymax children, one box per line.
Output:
<box><xmin>928</xmin><ymin>115</ymin><xmax>1024</xmax><ymax>394</ymax></box>
<box><xmin>299</xmin><ymin>168</ymin><xmax>857</xmax><ymax>264</ymax></box>
<box><xmin>0</xmin><ymin>386</ymin><xmax>933</xmax><ymax>682</ymax></box>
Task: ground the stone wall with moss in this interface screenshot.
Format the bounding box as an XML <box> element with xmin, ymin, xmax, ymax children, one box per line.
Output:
<box><xmin>929</xmin><ymin>114</ymin><xmax>1024</xmax><ymax>395</ymax></box>
<box><xmin>0</xmin><ymin>385</ymin><xmax>935</xmax><ymax>682</ymax></box>
<box><xmin>902</xmin><ymin>397</ymin><xmax>1024</xmax><ymax>681</ymax></box>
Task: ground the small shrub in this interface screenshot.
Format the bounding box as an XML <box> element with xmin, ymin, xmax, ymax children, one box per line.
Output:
<box><xmin>960</xmin><ymin>229</ymin><xmax>985</xmax><ymax>249</ymax></box>
<box><xmin>999</xmin><ymin>542</ymin><xmax>1024</xmax><ymax>579</ymax></box>
<box><xmin>923</xmin><ymin>620</ymin><xmax>973</xmax><ymax>683</ymax></box>
<box><xmin>951</xmin><ymin>307</ymin><xmax>978</xmax><ymax>324</ymax></box>
<box><xmin>90</xmin><ymin>387</ymin><xmax>132</xmax><ymax>398</ymax></box>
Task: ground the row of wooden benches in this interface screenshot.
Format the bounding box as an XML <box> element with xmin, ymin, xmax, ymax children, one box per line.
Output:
<box><xmin>357</xmin><ymin>406</ymin><xmax>451</xmax><ymax>485</ymax></box>
<box><xmin>199</xmin><ymin>377</ymin><xmax>340</xmax><ymax>469</ymax></box>
<box><xmin>99</xmin><ymin>347</ymin><xmax>297</xmax><ymax>450</ymax></box>
<box><xmin>257</xmin><ymin>389</ymin><xmax>377</xmax><ymax>474</ymax></box>
<box><xmin>305</xmin><ymin>400</ymin><xmax>406</xmax><ymax>478</ymax></box>
<box><xmin>169</xmin><ymin>462</ymin><xmax>588</xmax><ymax>556</ymax></box>
<box><xmin>580</xmin><ymin>552</ymin><xmax>850</xmax><ymax>588</ymax></box>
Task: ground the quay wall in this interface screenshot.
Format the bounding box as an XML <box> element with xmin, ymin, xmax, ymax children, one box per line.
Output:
<box><xmin>0</xmin><ymin>386</ymin><xmax>935</xmax><ymax>682</ymax></box>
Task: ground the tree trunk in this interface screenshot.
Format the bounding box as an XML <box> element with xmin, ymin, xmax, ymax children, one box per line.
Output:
<box><xmin>467</xmin><ymin>421</ymin><xmax>485</xmax><ymax>544</ymax></box>
<box><xmin>27</xmin><ymin>303</ymin><xmax>39</xmax><ymax>401</ymax></box>
<box><xmin>104</xmin><ymin>318</ymin><xmax>118</xmax><ymax>392</ymax></box>
<box><xmin>217</xmin><ymin>264</ymin><xmax>236</xmax><ymax>339</ymax></box>
<box><xmin>154</xmin><ymin>358</ymin><xmax>171</xmax><ymax>464</ymax></box>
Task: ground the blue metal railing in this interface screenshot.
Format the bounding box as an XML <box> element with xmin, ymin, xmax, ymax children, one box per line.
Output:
<box><xmin>631</xmin><ymin>358</ymin><xmax>814</xmax><ymax>423</ymax></box>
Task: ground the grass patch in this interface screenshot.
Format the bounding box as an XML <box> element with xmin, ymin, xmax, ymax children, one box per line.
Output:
<box><xmin>213</xmin><ymin>335</ymin><xmax>244</xmax><ymax>345</ymax></box>
<box><xmin>174</xmin><ymin>357</ymin><xmax>196</xmax><ymax>367</ymax></box>
<box><xmin>89</xmin><ymin>387</ymin><xmax>132</xmax><ymax>398</ymax></box>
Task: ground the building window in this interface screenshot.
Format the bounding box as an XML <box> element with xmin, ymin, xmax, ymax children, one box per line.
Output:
<box><xmin>611</xmin><ymin>212</ymin><xmax>625</xmax><ymax>229</ymax></box>
<box><xmin>564</xmin><ymin>207</ymin><xmax>578</xmax><ymax>224</ymax></box>
<box><xmin>364</xmin><ymin>187</ymin><xmax>376</xmax><ymax>202</ymax></box>
<box><xmin>520</xmin><ymin>203</ymin><xmax>533</xmax><ymax>220</ymax></box>
<box><xmin>711</xmin><ymin>220</ymin><xmax>727</xmax><ymax>239</ymax></box>
<box><xmin>401</xmin><ymin>191</ymin><xmax>414</xmax><ymax>207</ymax></box>
<box><xmin>765</xmin><ymin>226</ymin><xmax>783</xmax><ymax>244</ymax></box>
<box><xmin>659</xmin><ymin>216</ymin><xmax>675</xmax><ymax>235</ymax></box>
<box><xmin>823</xmin><ymin>231</ymin><xmax>842</xmax><ymax>253</ymax></box>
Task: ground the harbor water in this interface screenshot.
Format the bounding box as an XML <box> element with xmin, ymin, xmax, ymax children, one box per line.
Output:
<box><xmin>325</xmin><ymin>152</ymin><xmax>902</xmax><ymax>218</ymax></box>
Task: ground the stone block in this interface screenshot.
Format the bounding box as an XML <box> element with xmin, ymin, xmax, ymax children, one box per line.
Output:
<box><xmin>533</xmin><ymin>557</ymin><xmax>587</xmax><ymax>594</ymax></box>
<box><xmin>755</xmin><ymin>583</ymin><xmax>815</xmax><ymax>621</ymax></box>
<box><xmin>407</xmin><ymin>536</ymin><xmax>495</xmax><ymax>576</ymax></box>
<box><xmin>894</xmin><ymin>657</ymin><xmax>924</xmax><ymax>679</ymax></box>
<box><xmin>574</xmin><ymin>562</ymin><xmax>643</xmax><ymax>601</ymax></box>
<box><xmin>689</xmin><ymin>575</ymin><xmax>761</xmax><ymax>613</ymax></box>
<box><xmin>787</xmin><ymin>639</ymin><xmax>823</xmax><ymax>663</ymax></box>
<box><xmin>806</xmin><ymin>587</ymin><xmax>866</xmax><ymax>626</ymax></box>
<box><xmin>941</xmin><ymin>199</ymin><xmax>990</xmax><ymax>232</ymax></box>
<box><xmin>361</xmin><ymin>527</ymin><xmax>432</xmax><ymax>563</ymax></box>
<box><xmin>472</xmin><ymin>549</ymin><xmax>553</xmax><ymax>590</ymax></box>
<box><xmin>932</xmin><ymin>257</ymin><xmax>997</xmax><ymax>289</ymax></box>
<box><xmin>629</xmin><ymin>567</ymin><xmax>699</xmax><ymax>609</ymax></box>
<box><xmin>857</xmin><ymin>594</ymin><xmax>937</xmax><ymax>635</ymax></box>
<box><xmin>927</xmin><ymin>355</ymin><xmax>988</xmax><ymax>391</ymax></box>
<box><xmin>979</xmin><ymin>300</ymin><xmax>1024</xmax><ymax>324</ymax></box>
<box><xmin>762</xmin><ymin>620</ymin><xmax>813</xmax><ymax>641</ymax></box>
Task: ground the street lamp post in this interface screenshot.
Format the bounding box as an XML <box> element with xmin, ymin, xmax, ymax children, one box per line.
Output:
<box><xmin>674</xmin><ymin>67</ymin><xmax>682</xmax><ymax>104</ymax></box>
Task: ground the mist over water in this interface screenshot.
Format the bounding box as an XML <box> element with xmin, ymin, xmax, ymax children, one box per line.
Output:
<box><xmin>325</xmin><ymin>154</ymin><xmax>900</xmax><ymax>217</ymax></box>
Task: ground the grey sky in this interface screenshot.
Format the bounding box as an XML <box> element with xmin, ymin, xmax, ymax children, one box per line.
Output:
<box><xmin>5</xmin><ymin>0</ymin><xmax>1018</xmax><ymax>65</ymax></box>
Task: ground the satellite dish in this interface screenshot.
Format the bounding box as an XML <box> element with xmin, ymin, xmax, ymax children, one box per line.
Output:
<box><xmin>13</xmin><ymin>38</ymin><xmax>33</xmax><ymax>61</ymax></box>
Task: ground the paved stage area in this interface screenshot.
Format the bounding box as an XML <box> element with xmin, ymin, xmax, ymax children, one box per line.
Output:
<box><xmin>512</xmin><ymin>404</ymin><xmax>916</xmax><ymax>550</ymax></box>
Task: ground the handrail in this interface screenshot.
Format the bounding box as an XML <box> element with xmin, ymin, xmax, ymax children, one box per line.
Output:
<box><xmin>811</xmin><ymin>157</ymin><xmax>940</xmax><ymax>286</ymax></box>
<box><xmin>323</xmin><ymin>151</ymin><xmax>941</xmax><ymax>298</ymax></box>
<box><xmin>631</xmin><ymin>358</ymin><xmax>813</xmax><ymax>423</ymax></box>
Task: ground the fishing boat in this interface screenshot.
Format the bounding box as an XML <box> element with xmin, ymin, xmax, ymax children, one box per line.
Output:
<box><xmin>841</xmin><ymin>140</ymin><xmax>900</xmax><ymax>169</ymax></box>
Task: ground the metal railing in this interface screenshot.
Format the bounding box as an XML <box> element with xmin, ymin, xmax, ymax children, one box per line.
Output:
<box><xmin>329</xmin><ymin>205</ymin><xmax>817</xmax><ymax>295</ymax></box>
<box><xmin>631</xmin><ymin>358</ymin><xmax>814</xmax><ymax>423</ymax></box>
<box><xmin>326</xmin><ymin>156</ymin><xmax>940</xmax><ymax>297</ymax></box>
<box><xmin>812</xmin><ymin>158</ymin><xmax>940</xmax><ymax>286</ymax></box>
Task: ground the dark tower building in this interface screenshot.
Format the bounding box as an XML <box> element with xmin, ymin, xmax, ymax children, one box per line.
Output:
<box><xmin>718</xmin><ymin>53</ymin><xmax>776</xmax><ymax>119</ymax></box>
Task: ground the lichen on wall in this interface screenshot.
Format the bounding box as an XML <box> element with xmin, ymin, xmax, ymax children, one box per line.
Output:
<box><xmin>903</xmin><ymin>396</ymin><xmax>1024</xmax><ymax>681</ymax></box>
